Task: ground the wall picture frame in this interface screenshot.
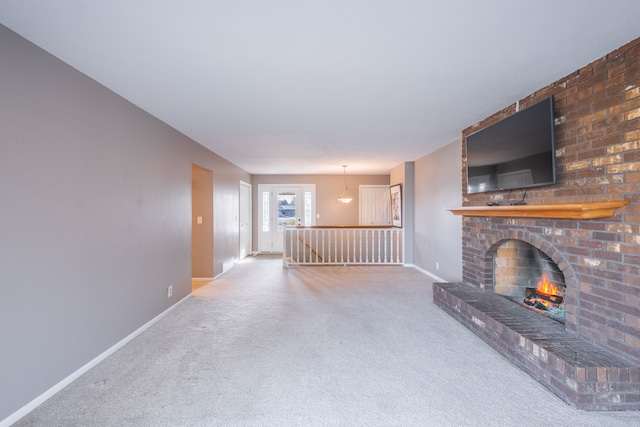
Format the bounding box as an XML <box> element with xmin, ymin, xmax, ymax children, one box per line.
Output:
<box><xmin>390</xmin><ymin>184</ymin><xmax>402</xmax><ymax>228</ymax></box>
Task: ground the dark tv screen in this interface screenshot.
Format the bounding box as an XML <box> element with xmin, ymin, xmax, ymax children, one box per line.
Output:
<box><xmin>465</xmin><ymin>96</ymin><xmax>556</xmax><ymax>194</ymax></box>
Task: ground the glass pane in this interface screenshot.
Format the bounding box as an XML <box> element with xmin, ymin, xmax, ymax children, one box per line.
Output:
<box><xmin>278</xmin><ymin>192</ymin><xmax>296</xmax><ymax>231</ymax></box>
<box><xmin>262</xmin><ymin>191</ymin><xmax>270</xmax><ymax>232</ymax></box>
<box><xmin>304</xmin><ymin>191</ymin><xmax>312</xmax><ymax>226</ymax></box>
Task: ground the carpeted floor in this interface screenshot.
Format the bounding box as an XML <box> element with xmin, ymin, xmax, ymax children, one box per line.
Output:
<box><xmin>14</xmin><ymin>255</ymin><xmax>640</xmax><ymax>426</ymax></box>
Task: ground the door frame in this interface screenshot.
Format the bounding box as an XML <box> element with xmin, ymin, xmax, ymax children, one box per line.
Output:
<box><xmin>239</xmin><ymin>180</ymin><xmax>252</xmax><ymax>259</ymax></box>
<box><xmin>257</xmin><ymin>184</ymin><xmax>316</xmax><ymax>253</ymax></box>
<box><xmin>191</xmin><ymin>164</ymin><xmax>214</xmax><ymax>279</ymax></box>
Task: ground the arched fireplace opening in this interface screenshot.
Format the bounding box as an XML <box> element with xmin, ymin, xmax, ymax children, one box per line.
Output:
<box><xmin>493</xmin><ymin>240</ymin><xmax>566</xmax><ymax>323</ymax></box>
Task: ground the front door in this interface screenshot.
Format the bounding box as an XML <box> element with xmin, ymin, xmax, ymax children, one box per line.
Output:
<box><xmin>258</xmin><ymin>184</ymin><xmax>315</xmax><ymax>253</ymax></box>
<box><xmin>272</xmin><ymin>187</ymin><xmax>301</xmax><ymax>253</ymax></box>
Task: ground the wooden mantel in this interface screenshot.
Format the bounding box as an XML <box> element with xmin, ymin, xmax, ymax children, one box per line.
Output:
<box><xmin>448</xmin><ymin>201</ymin><xmax>629</xmax><ymax>219</ymax></box>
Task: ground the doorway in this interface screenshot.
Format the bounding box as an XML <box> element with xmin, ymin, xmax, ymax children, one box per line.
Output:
<box><xmin>258</xmin><ymin>184</ymin><xmax>315</xmax><ymax>253</ymax></box>
<box><xmin>192</xmin><ymin>165</ymin><xmax>214</xmax><ymax>288</ymax></box>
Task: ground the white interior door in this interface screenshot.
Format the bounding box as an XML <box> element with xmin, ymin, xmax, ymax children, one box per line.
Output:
<box><xmin>239</xmin><ymin>181</ymin><xmax>251</xmax><ymax>259</ymax></box>
<box><xmin>359</xmin><ymin>185</ymin><xmax>391</xmax><ymax>226</ymax></box>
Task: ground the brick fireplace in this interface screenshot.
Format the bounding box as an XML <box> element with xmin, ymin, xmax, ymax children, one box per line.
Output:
<box><xmin>434</xmin><ymin>37</ymin><xmax>640</xmax><ymax>410</ymax></box>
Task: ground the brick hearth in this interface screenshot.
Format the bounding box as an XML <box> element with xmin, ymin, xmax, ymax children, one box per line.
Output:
<box><xmin>433</xmin><ymin>282</ymin><xmax>640</xmax><ymax>410</ymax></box>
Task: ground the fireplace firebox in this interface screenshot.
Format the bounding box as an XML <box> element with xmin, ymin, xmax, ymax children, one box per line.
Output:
<box><xmin>494</xmin><ymin>240</ymin><xmax>566</xmax><ymax>323</ymax></box>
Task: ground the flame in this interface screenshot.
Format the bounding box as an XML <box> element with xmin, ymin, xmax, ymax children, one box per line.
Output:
<box><xmin>537</xmin><ymin>272</ymin><xmax>558</xmax><ymax>297</ymax></box>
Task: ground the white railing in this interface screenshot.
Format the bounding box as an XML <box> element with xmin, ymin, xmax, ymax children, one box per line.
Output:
<box><xmin>283</xmin><ymin>226</ymin><xmax>404</xmax><ymax>267</ymax></box>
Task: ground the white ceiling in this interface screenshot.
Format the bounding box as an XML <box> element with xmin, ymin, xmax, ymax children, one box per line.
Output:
<box><xmin>1</xmin><ymin>1</ymin><xmax>639</xmax><ymax>175</ymax></box>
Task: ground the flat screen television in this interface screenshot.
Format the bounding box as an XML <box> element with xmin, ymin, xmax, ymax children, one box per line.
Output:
<box><xmin>465</xmin><ymin>96</ymin><xmax>556</xmax><ymax>194</ymax></box>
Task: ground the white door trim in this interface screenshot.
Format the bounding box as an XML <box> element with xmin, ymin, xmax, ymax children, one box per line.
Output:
<box><xmin>239</xmin><ymin>180</ymin><xmax>252</xmax><ymax>259</ymax></box>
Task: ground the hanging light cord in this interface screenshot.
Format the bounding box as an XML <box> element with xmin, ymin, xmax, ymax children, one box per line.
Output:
<box><xmin>338</xmin><ymin>165</ymin><xmax>352</xmax><ymax>203</ymax></box>
<box><xmin>342</xmin><ymin>165</ymin><xmax>348</xmax><ymax>192</ymax></box>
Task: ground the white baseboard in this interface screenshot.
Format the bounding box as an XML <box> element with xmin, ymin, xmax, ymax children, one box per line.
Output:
<box><xmin>408</xmin><ymin>264</ymin><xmax>447</xmax><ymax>283</ymax></box>
<box><xmin>1</xmin><ymin>294</ymin><xmax>191</xmax><ymax>427</ymax></box>
<box><xmin>213</xmin><ymin>257</ymin><xmax>240</xmax><ymax>279</ymax></box>
<box><xmin>222</xmin><ymin>257</ymin><xmax>237</xmax><ymax>273</ymax></box>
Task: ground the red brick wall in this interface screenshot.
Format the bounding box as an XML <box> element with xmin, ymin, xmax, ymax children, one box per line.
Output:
<box><xmin>460</xmin><ymin>37</ymin><xmax>640</xmax><ymax>363</ymax></box>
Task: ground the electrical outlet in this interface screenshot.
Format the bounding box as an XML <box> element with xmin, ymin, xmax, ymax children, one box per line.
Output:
<box><xmin>167</xmin><ymin>285</ymin><xmax>173</xmax><ymax>298</ymax></box>
<box><xmin>436</xmin><ymin>262</ymin><xmax>440</xmax><ymax>270</ymax></box>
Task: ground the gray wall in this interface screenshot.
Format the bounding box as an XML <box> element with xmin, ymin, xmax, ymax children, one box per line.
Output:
<box><xmin>0</xmin><ymin>24</ymin><xmax>249</xmax><ymax>421</ymax></box>
<box><xmin>390</xmin><ymin>162</ymin><xmax>415</xmax><ymax>264</ymax></box>
<box><xmin>413</xmin><ymin>140</ymin><xmax>463</xmax><ymax>281</ymax></box>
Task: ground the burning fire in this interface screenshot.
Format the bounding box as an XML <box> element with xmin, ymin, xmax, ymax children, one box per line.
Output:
<box><xmin>537</xmin><ymin>272</ymin><xmax>558</xmax><ymax>296</ymax></box>
<box><xmin>523</xmin><ymin>272</ymin><xmax>564</xmax><ymax>317</ymax></box>
<box><xmin>535</xmin><ymin>273</ymin><xmax>559</xmax><ymax>308</ymax></box>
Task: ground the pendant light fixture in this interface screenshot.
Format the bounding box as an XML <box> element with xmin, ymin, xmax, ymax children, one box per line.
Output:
<box><xmin>338</xmin><ymin>165</ymin><xmax>353</xmax><ymax>204</ymax></box>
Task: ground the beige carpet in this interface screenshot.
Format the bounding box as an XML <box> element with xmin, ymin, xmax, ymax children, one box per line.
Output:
<box><xmin>14</xmin><ymin>255</ymin><xmax>640</xmax><ymax>426</ymax></box>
